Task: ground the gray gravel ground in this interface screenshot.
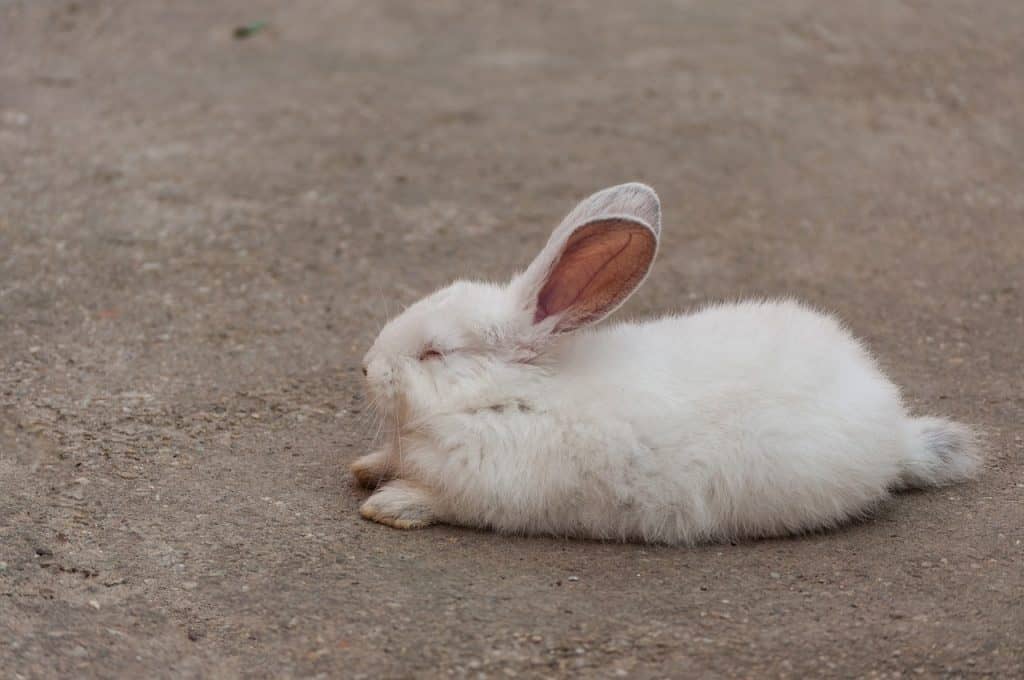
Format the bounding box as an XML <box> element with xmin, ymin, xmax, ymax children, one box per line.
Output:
<box><xmin>1</xmin><ymin>1</ymin><xmax>1022</xmax><ymax>678</ymax></box>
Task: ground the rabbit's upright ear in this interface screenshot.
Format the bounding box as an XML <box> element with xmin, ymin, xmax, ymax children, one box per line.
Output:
<box><xmin>516</xmin><ymin>183</ymin><xmax>660</xmax><ymax>333</ymax></box>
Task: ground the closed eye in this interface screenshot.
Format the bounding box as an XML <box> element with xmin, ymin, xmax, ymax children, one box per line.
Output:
<box><xmin>419</xmin><ymin>348</ymin><xmax>443</xmax><ymax>361</ymax></box>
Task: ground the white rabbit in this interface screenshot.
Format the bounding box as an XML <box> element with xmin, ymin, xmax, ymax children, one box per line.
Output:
<box><xmin>352</xmin><ymin>183</ymin><xmax>981</xmax><ymax>544</ymax></box>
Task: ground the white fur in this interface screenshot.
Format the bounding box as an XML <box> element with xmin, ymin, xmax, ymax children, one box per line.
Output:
<box><xmin>355</xmin><ymin>184</ymin><xmax>982</xmax><ymax>544</ymax></box>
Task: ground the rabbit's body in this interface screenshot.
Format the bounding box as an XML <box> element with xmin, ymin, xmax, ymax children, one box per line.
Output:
<box><xmin>354</xmin><ymin>184</ymin><xmax>980</xmax><ymax>543</ymax></box>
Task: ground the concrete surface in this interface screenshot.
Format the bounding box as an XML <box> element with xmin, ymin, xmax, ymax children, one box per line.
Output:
<box><xmin>1</xmin><ymin>1</ymin><xmax>1021</xmax><ymax>677</ymax></box>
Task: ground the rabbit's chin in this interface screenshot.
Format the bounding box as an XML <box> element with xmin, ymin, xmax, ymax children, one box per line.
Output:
<box><xmin>374</xmin><ymin>377</ymin><xmax>442</xmax><ymax>436</ymax></box>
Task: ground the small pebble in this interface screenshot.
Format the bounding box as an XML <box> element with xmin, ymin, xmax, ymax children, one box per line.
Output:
<box><xmin>2</xmin><ymin>111</ymin><xmax>29</xmax><ymax>126</ymax></box>
<box><xmin>567</xmin><ymin>575</ymin><xmax>579</xmax><ymax>582</ymax></box>
<box><xmin>233</xmin><ymin>21</ymin><xmax>267</xmax><ymax>39</ymax></box>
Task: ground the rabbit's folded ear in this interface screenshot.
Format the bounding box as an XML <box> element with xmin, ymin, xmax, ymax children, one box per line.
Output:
<box><xmin>515</xmin><ymin>183</ymin><xmax>660</xmax><ymax>334</ymax></box>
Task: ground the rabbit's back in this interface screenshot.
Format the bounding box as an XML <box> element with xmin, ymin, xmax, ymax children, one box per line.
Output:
<box><xmin>566</xmin><ymin>299</ymin><xmax>894</xmax><ymax>416</ymax></box>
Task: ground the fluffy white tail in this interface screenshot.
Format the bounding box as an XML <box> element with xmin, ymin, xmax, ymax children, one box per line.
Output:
<box><xmin>899</xmin><ymin>417</ymin><xmax>982</xmax><ymax>489</ymax></box>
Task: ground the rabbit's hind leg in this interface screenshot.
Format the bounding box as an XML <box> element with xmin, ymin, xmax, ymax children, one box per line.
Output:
<box><xmin>360</xmin><ymin>479</ymin><xmax>438</xmax><ymax>530</ymax></box>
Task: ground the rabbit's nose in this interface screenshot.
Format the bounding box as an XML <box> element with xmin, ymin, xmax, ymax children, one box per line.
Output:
<box><xmin>365</xmin><ymin>358</ymin><xmax>390</xmax><ymax>381</ymax></box>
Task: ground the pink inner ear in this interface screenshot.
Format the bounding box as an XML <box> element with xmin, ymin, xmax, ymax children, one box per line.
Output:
<box><xmin>534</xmin><ymin>219</ymin><xmax>655</xmax><ymax>331</ymax></box>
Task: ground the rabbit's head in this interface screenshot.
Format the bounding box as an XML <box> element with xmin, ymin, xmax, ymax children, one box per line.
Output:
<box><xmin>362</xmin><ymin>183</ymin><xmax>661</xmax><ymax>421</ymax></box>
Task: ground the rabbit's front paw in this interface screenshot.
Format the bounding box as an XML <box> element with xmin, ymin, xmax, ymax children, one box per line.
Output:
<box><xmin>359</xmin><ymin>480</ymin><xmax>436</xmax><ymax>530</ymax></box>
<box><xmin>350</xmin><ymin>448</ymin><xmax>395</xmax><ymax>488</ymax></box>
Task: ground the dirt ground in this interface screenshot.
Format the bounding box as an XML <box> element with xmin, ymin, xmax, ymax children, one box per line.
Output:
<box><xmin>1</xmin><ymin>1</ymin><xmax>1021</xmax><ymax>678</ymax></box>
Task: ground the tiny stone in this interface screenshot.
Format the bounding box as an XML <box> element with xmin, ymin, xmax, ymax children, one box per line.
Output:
<box><xmin>567</xmin><ymin>575</ymin><xmax>579</xmax><ymax>582</ymax></box>
<box><xmin>770</xmin><ymin>572</ymin><xmax>781</xmax><ymax>579</ymax></box>
<box><xmin>2</xmin><ymin>111</ymin><xmax>30</xmax><ymax>126</ymax></box>
<box><xmin>88</xmin><ymin>599</ymin><xmax>100</xmax><ymax>610</ymax></box>
<box><xmin>35</xmin><ymin>547</ymin><xmax>53</xmax><ymax>557</ymax></box>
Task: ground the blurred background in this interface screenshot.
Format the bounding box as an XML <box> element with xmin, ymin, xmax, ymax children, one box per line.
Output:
<box><xmin>1</xmin><ymin>2</ymin><xmax>1021</xmax><ymax>677</ymax></box>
